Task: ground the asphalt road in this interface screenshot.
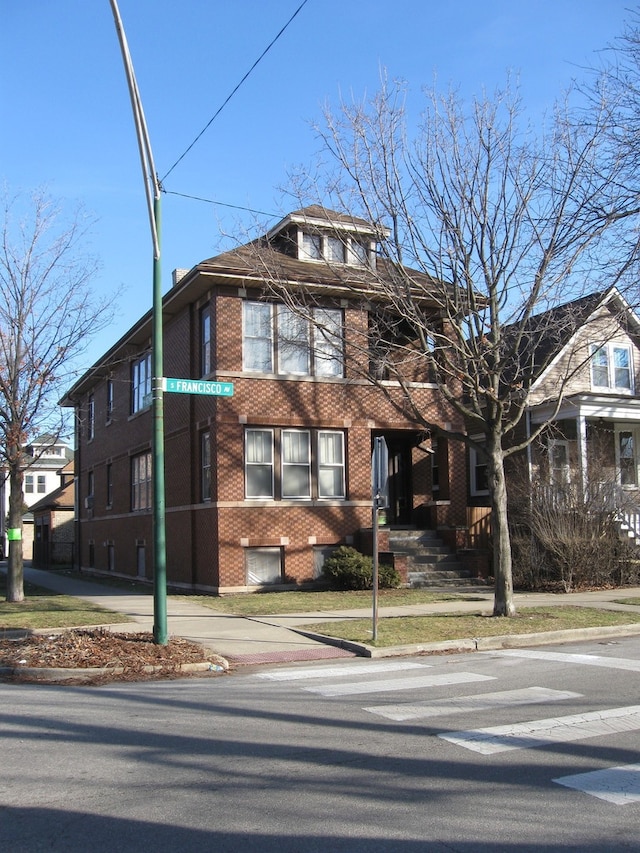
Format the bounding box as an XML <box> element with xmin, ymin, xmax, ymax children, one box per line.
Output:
<box><xmin>2</xmin><ymin>636</ymin><xmax>640</xmax><ymax>852</ymax></box>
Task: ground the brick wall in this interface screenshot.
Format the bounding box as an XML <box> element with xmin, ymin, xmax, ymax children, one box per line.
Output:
<box><xmin>72</xmin><ymin>278</ymin><xmax>471</xmax><ymax>592</ymax></box>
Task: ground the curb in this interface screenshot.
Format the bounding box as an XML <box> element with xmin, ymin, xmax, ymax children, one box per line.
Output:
<box><xmin>293</xmin><ymin>621</ymin><xmax>640</xmax><ymax>659</ymax></box>
<box><xmin>0</xmin><ymin>658</ymin><xmax>229</xmax><ymax>684</ymax></box>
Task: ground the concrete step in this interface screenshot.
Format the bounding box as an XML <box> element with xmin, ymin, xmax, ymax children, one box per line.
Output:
<box><xmin>387</xmin><ymin>527</ymin><xmax>474</xmax><ymax>587</ymax></box>
<box><xmin>408</xmin><ymin>569</ymin><xmax>475</xmax><ymax>587</ymax></box>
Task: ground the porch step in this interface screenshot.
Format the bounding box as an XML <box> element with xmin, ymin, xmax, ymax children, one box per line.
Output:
<box><xmin>616</xmin><ymin>510</ymin><xmax>640</xmax><ymax>542</ymax></box>
<box><xmin>387</xmin><ymin>528</ymin><xmax>474</xmax><ymax>587</ymax></box>
<box><xmin>407</xmin><ymin>569</ymin><xmax>475</xmax><ymax>587</ymax></box>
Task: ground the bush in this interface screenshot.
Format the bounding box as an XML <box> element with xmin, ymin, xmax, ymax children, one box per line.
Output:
<box><xmin>509</xmin><ymin>481</ymin><xmax>640</xmax><ymax>591</ymax></box>
<box><xmin>322</xmin><ymin>546</ymin><xmax>401</xmax><ymax>590</ymax></box>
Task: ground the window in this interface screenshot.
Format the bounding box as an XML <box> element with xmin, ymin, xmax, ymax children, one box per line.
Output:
<box><xmin>201</xmin><ymin>431</ymin><xmax>211</xmax><ymax>501</ymax></box>
<box><xmin>25</xmin><ymin>475</ymin><xmax>33</xmax><ymax>494</ymax></box>
<box><xmin>106</xmin><ymin>463</ymin><xmax>113</xmax><ymax>507</ymax></box>
<box><xmin>313</xmin><ymin>308</ymin><xmax>344</xmax><ymax>377</ymax></box>
<box><xmin>548</xmin><ymin>439</ymin><xmax>570</xmax><ymax>486</ymax></box>
<box><xmin>245</xmin><ymin>429</ymin><xmax>274</xmax><ymax>498</ymax></box>
<box><xmin>618</xmin><ymin>429</ymin><xmax>637</xmax><ymax>487</ymax></box>
<box><xmin>313</xmin><ymin>546</ymin><xmax>336</xmax><ymax>579</ymax></box>
<box><xmin>243</xmin><ymin>302</ymin><xmax>273</xmax><ymax>372</ymax></box>
<box><xmin>37</xmin><ymin>475</ymin><xmax>46</xmax><ymax>493</ymax></box>
<box><xmin>137</xmin><ymin>545</ymin><xmax>146</xmax><ymax>578</ymax></box>
<box><xmin>131</xmin><ymin>353</ymin><xmax>152</xmax><ymax>413</ymax></box>
<box><xmin>431</xmin><ymin>439</ymin><xmax>439</xmax><ymax>492</ymax></box>
<box><xmin>325</xmin><ymin>235</ymin><xmax>345</xmax><ymax>263</ymax></box>
<box><xmin>106</xmin><ymin>379</ymin><xmax>114</xmax><ymax>421</ymax></box>
<box><xmin>245</xmin><ymin>547</ymin><xmax>283</xmax><ymax>585</ymax></box>
<box><xmin>350</xmin><ymin>239</ymin><xmax>370</xmax><ymax>265</ymax></box>
<box><xmin>87</xmin><ymin>394</ymin><xmax>95</xmax><ymax>440</ymax></box>
<box><xmin>282</xmin><ymin>430</ymin><xmax>311</xmax><ymax>498</ymax></box>
<box><xmin>470</xmin><ymin>445</ymin><xmax>489</xmax><ymax>496</ymax></box>
<box><xmin>300</xmin><ymin>231</ymin><xmax>370</xmax><ymax>267</ymax></box>
<box><xmin>590</xmin><ymin>344</ymin><xmax>633</xmax><ymax>392</ymax></box>
<box><xmin>242</xmin><ymin>301</ymin><xmax>344</xmax><ymax>377</ymax></box>
<box><xmin>278</xmin><ymin>307</ymin><xmax>310</xmax><ymax>374</ymax></box>
<box><xmin>131</xmin><ymin>451</ymin><xmax>152</xmax><ymax>510</ymax></box>
<box><xmin>200</xmin><ymin>304</ymin><xmax>212</xmax><ymax>377</ymax></box>
<box><xmin>614</xmin><ymin>347</ymin><xmax>632</xmax><ymax>390</ymax></box>
<box><xmin>318</xmin><ymin>431</ymin><xmax>345</xmax><ymax>498</ymax></box>
<box><xmin>87</xmin><ymin>471</ymin><xmax>94</xmax><ymax>498</ymax></box>
<box><xmin>301</xmin><ymin>232</ymin><xmax>322</xmax><ymax>260</ymax></box>
<box><xmin>245</xmin><ymin>428</ymin><xmax>345</xmax><ymax>500</ymax></box>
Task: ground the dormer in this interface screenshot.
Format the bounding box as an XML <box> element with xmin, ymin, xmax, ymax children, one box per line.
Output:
<box><xmin>266</xmin><ymin>205</ymin><xmax>388</xmax><ymax>269</ymax></box>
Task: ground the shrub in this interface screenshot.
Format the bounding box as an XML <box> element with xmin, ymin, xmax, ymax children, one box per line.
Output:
<box><xmin>322</xmin><ymin>546</ymin><xmax>401</xmax><ymax>590</ymax></box>
<box><xmin>509</xmin><ymin>480</ymin><xmax>639</xmax><ymax>591</ymax></box>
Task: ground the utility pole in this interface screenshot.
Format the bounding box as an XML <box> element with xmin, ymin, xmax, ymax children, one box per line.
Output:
<box><xmin>109</xmin><ymin>0</ymin><xmax>168</xmax><ymax>644</ymax></box>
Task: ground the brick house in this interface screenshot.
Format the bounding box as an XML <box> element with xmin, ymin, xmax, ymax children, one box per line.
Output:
<box><xmin>30</xmin><ymin>460</ymin><xmax>75</xmax><ymax>567</ymax></box>
<box><xmin>61</xmin><ymin>206</ymin><xmax>471</xmax><ymax>592</ymax></box>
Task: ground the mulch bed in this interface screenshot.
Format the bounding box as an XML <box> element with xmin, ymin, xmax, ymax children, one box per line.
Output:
<box><xmin>0</xmin><ymin>628</ymin><xmax>228</xmax><ymax>684</ymax></box>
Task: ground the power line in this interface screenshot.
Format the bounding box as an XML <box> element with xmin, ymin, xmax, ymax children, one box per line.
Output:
<box><xmin>160</xmin><ymin>0</ymin><xmax>310</xmax><ymax>183</ymax></box>
<box><xmin>164</xmin><ymin>189</ymin><xmax>277</xmax><ymax>218</ymax></box>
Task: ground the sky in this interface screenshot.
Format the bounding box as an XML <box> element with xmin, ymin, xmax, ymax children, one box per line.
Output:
<box><xmin>0</xmin><ymin>0</ymin><xmax>635</xmax><ymax>372</ymax></box>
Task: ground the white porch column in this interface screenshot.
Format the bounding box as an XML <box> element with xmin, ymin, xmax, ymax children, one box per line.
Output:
<box><xmin>577</xmin><ymin>413</ymin><xmax>588</xmax><ymax>498</ymax></box>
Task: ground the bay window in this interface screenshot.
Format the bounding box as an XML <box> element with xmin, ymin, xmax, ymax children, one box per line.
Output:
<box><xmin>245</xmin><ymin>428</ymin><xmax>345</xmax><ymax>500</ymax></box>
<box><xmin>243</xmin><ymin>301</ymin><xmax>344</xmax><ymax>377</ymax></box>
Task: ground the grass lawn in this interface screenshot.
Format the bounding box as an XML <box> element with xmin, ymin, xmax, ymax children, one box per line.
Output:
<box><xmin>184</xmin><ymin>587</ymin><xmax>478</xmax><ymax>616</ymax></box>
<box><xmin>299</xmin><ymin>606</ymin><xmax>640</xmax><ymax>647</ymax></box>
<box><xmin>0</xmin><ymin>574</ymin><xmax>131</xmax><ymax>631</ymax></box>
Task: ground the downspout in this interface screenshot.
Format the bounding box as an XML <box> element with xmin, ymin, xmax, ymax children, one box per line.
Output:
<box><xmin>74</xmin><ymin>401</ymin><xmax>82</xmax><ymax>572</ymax></box>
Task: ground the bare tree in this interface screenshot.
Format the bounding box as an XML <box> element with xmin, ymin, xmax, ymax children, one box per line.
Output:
<box><xmin>271</xmin><ymin>79</ymin><xmax>639</xmax><ymax>616</ymax></box>
<box><xmin>0</xmin><ymin>188</ymin><xmax>113</xmax><ymax>602</ymax></box>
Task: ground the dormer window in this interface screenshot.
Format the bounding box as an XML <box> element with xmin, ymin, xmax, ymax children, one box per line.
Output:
<box><xmin>326</xmin><ymin>236</ymin><xmax>345</xmax><ymax>263</ymax></box>
<box><xmin>299</xmin><ymin>229</ymin><xmax>371</xmax><ymax>267</ymax></box>
<box><xmin>350</xmin><ymin>240</ymin><xmax>369</xmax><ymax>265</ymax></box>
<box><xmin>301</xmin><ymin>232</ymin><xmax>322</xmax><ymax>260</ymax></box>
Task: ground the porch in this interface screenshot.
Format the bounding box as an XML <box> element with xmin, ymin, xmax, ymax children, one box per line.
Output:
<box><xmin>529</xmin><ymin>393</ymin><xmax>640</xmax><ymax>541</ymax></box>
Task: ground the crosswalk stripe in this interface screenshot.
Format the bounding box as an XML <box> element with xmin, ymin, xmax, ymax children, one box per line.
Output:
<box><xmin>304</xmin><ymin>671</ymin><xmax>495</xmax><ymax>697</ymax></box>
<box><xmin>364</xmin><ymin>687</ymin><xmax>582</xmax><ymax>721</ymax></box>
<box><xmin>439</xmin><ymin>705</ymin><xmax>640</xmax><ymax>754</ymax></box>
<box><xmin>254</xmin><ymin>661</ymin><xmax>431</xmax><ymax>681</ymax></box>
<box><xmin>489</xmin><ymin>649</ymin><xmax>640</xmax><ymax>672</ymax></box>
<box><xmin>553</xmin><ymin>764</ymin><xmax>640</xmax><ymax>804</ymax></box>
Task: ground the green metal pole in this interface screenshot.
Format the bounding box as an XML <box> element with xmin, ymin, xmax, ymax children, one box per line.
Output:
<box><xmin>152</xmin><ymin>193</ymin><xmax>168</xmax><ymax>645</ymax></box>
<box><xmin>109</xmin><ymin>0</ymin><xmax>167</xmax><ymax>644</ymax></box>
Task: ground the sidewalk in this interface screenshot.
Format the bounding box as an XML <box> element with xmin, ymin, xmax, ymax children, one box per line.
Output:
<box><xmin>12</xmin><ymin>566</ymin><xmax>640</xmax><ymax>666</ymax></box>
<box><xmin>18</xmin><ymin>566</ymin><xmax>353</xmax><ymax>666</ymax></box>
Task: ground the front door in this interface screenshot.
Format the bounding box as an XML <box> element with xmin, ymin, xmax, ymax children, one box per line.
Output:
<box><xmin>385</xmin><ymin>437</ymin><xmax>413</xmax><ymax>525</ymax></box>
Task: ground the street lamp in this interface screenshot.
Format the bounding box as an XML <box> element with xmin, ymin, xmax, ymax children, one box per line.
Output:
<box><xmin>109</xmin><ymin>0</ymin><xmax>168</xmax><ymax>644</ymax></box>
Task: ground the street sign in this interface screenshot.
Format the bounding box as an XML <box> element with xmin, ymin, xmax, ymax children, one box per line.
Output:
<box><xmin>163</xmin><ymin>377</ymin><xmax>234</xmax><ymax>397</ymax></box>
<box><xmin>371</xmin><ymin>435</ymin><xmax>389</xmax><ymax>508</ymax></box>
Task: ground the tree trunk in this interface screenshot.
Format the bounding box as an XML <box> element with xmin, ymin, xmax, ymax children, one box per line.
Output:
<box><xmin>488</xmin><ymin>441</ymin><xmax>516</xmax><ymax>617</ymax></box>
<box><xmin>6</xmin><ymin>458</ymin><xmax>24</xmax><ymax>603</ymax></box>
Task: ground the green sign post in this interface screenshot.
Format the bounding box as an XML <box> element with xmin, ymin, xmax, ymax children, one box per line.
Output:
<box><xmin>163</xmin><ymin>378</ymin><xmax>234</xmax><ymax>397</ymax></box>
